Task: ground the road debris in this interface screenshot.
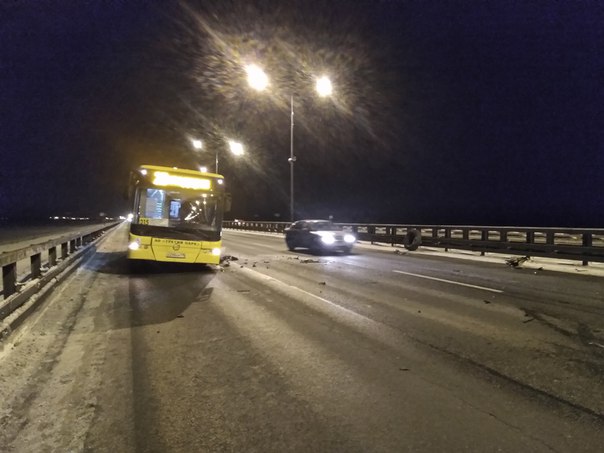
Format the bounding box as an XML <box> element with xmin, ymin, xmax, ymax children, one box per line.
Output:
<box><xmin>505</xmin><ymin>256</ymin><xmax>530</xmax><ymax>268</ymax></box>
<box><xmin>318</xmin><ymin>281</ymin><xmax>326</xmax><ymax>285</ymax></box>
<box><xmin>588</xmin><ymin>342</ymin><xmax>604</xmax><ymax>349</ymax></box>
<box><xmin>301</xmin><ymin>258</ymin><xmax>321</xmax><ymax>264</ymax></box>
<box><xmin>394</xmin><ymin>249</ymin><xmax>407</xmax><ymax>255</ymax></box>
<box><xmin>483</xmin><ymin>300</ymin><xmax>491</xmax><ymax>304</ymax></box>
<box><xmin>399</xmin><ymin>367</ymin><xmax>410</xmax><ymax>371</ymax></box>
<box><xmin>522</xmin><ymin>318</ymin><xmax>535</xmax><ymax>324</ymax></box>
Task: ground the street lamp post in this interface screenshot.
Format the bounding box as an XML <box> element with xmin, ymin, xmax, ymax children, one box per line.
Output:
<box><xmin>245</xmin><ymin>64</ymin><xmax>332</xmax><ymax>222</ymax></box>
<box><xmin>288</xmin><ymin>95</ymin><xmax>295</xmax><ymax>223</ymax></box>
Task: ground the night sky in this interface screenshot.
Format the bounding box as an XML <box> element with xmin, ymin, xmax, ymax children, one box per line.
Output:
<box><xmin>1</xmin><ymin>0</ymin><xmax>603</xmax><ymax>227</ymax></box>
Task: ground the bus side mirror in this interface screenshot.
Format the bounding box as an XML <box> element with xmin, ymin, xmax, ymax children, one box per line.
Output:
<box><xmin>224</xmin><ymin>193</ymin><xmax>232</xmax><ymax>212</ymax></box>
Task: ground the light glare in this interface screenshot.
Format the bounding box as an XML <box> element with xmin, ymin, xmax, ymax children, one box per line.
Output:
<box><xmin>316</xmin><ymin>75</ymin><xmax>333</xmax><ymax>97</ymax></box>
<box><xmin>245</xmin><ymin>64</ymin><xmax>269</xmax><ymax>91</ymax></box>
<box><xmin>228</xmin><ymin>140</ymin><xmax>245</xmax><ymax>156</ymax></box>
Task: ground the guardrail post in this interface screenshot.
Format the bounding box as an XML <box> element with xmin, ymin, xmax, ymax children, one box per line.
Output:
<box><xmin>49</xmin><ymin>247</ymin><xmax>57</xmax><ymax>267</ymax></box>
<box><xmin>444</xmin><ymin>228</ymin><xmax>451</xmax><ymax>252</ymax></box>
<box><xmin>480</xmin><ymin>230</ymin><xmax>488</xmax><ymax>256</ymax></box>
<box><xmin>61</xmin><ymin>242</ymin><xmax>68</xmax><ymax>259</ymax></box>
<box><xmin>582</xmin><ymin>233</ymin><xmax>592</xmax><ymax>266</ymax></box>
<box><xmin>30</xmin><ymin>253</ymin><xmax>42</xmax><ymax>279</ymax></box>
<box><xmin>69</xmin><ymin>239</ymin><xmax>76</xmax><ymax>253</ymax></box>
<box><xmin>3</xmin><ymin>263</ymin><xmax>17</xmax><ymax>298</ymax></box>
<box><xmin>546</xmin><ymin>232</ymin><xmax>554</xmax><ymax>245</ymax></box>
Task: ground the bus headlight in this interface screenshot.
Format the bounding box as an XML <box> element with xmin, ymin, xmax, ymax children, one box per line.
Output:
<box><xmin>211</xmin><ymin>248</ymin><xmax>221</xmax><ymax>256</ymax></box>
<box><xmin>344</xmin><ymin>234</ymin><xmax>356</xmax><ymax>244</ymax></box>
<box><xmin>128</xmin><ymin>239</ymin><xmax>141</xmax><ymax>250</ymax></box>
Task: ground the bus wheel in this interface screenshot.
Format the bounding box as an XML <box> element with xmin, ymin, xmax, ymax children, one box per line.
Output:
<box><xmin>403</xmin><ymin>229</ymin><xmax>422</xmax><ymax>251</ymax></box>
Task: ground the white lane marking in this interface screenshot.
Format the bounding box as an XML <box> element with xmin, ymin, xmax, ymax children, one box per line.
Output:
<box><xmin>392</xmin><ymin>270</ymin><xmax>503</xmax><ymax>294</ymax></box>
<box><xmin>242</xmin><ymin>268</ymin><xmax>361</xmax><ymax>316</ymax></box>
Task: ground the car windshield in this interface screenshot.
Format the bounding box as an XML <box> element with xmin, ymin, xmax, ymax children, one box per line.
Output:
<box><xmin>309</xmin><ymin>221</ymin><xmax>340</xmax><ymax>231</ymax></box>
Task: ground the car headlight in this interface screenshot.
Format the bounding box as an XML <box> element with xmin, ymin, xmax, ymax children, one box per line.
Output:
<box><xmin>320</xmin><ymin>233</ymin><xmax>336</xmax><ymax>245</ymax></box>
<box><xmin>212</xmin><ymin>248</ymin><xmax>221</xmax><ymax>256</ymax></box>
<box><xmin>344</xmin><ymin>234</ymin><xmax>356</xmax><ymax>244</ymax></box>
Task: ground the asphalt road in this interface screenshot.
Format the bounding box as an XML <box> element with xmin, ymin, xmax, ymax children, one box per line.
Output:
<box><xmin>0</xmin><ymin>223</ymin><xmax>603</xmax><ymax>452</ymax></box>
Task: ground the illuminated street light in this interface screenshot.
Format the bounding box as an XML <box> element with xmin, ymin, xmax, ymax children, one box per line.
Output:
<box><xmin>245</xmin><ymin>64</ymin><xmax>269</xmax><ymax>91</ymax></box>
<box><xmin>228</xmin><ymin>140</ymin><xmax>245</xmax><ymax>156</ymax></box>
<box><xmin>191</xmin><ymin>139</ymin><xmax>203</xmax><ymax>150</ymax></box>
<box><xmin>191</xmin><ymin>137</ymin><xmax>218</xmax><ymax>173</ymax></box>
<box><xmin>316</xmin><ymin>75</ymin><xmax>333</xmax><ymax>97</ymax></box>
<box><xmin>245</xmin><ymin>66</ymin><xmax>333</xmax><ymax>222</ymax></box>
<box><xmin>199</xmin><ymin>166</ymin><xmax>208</xmax><ymax>173</ymax></box>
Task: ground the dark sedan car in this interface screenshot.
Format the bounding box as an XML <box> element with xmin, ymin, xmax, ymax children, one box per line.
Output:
<box><xmin>284</xmin><ymin>220</ymin><xmax>356</xmax><ymax>254</ymax></box>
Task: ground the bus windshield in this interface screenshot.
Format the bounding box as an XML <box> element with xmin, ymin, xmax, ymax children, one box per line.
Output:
<box><xmin>137</xmin><ymin>188</ymin><xmax>223</xmax><ymax>231</ymax></box>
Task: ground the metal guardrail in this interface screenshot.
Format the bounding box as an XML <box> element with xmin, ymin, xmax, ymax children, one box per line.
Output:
<box><xmin>0</xmin><ymin>223</ymin><xmax>118</xmax><ymax>320</ymax></box>
<box><xmin>223</xmin><ymin>221</ymin><xmax>604</xmax><ymax>265</ymax></box>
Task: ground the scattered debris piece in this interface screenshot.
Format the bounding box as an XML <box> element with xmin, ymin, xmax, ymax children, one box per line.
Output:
<box><xmin>176</xmin><ymin>314</ymin><xmax>184</xmax><ymax>318</ymax></box>
<box><xmin>237</xmin><ymin>289</ymin><xmax>250</xmax><ymax>293</ymax></box>
<box><xmin>575</xmin><ymin>269</ymin><xmax>588</xmax><ymax>273</ymax></box>
<box><xmin>394</xmin><ymin>249</ymin><xmax>407</xmax><ymax>255</ymax></box>
<box><xmin>222</xmin><ymin>262</ymin><xmax>230</xmax><ymax>267</ymax></box>
<box><xmin>399</xmin><ymin>368</ymin><xmax>410</xmax><ymax>371</ymax></box>
<box><xmin>319</xmin><ymin>281</ymin><xmax>326</xmax><ymax>285</ymax></box>
<box><xmin>221</xmin><ymin>255</ymin><xmax>238</xmax><ymax>261</ymax></box>
<box><xmin>588</xmin><ymin>342</ymin><xmax>604</xmax><ymax>349</ymax></box>
<box><xmin>252</xmin><ymin>263</ymin><xmax>257</xmax><ymax>267</ymax></box>
<box><xmin>522</xmin><ymin>318</ymin><xmax>535</xmax><ymax>324</ymax></box>
<box><xmin>301</xmin><ymin>258</ymin><xmax>321</xmax><ymax>264</ymax></box>
<box><xmin>505</xmin><ymin>256</ymin><xmax>530</xmax><ymax>268</ymax></box>
<box><xmin>417</xmin><ymin>310</ymin><xmax>422</xmax><ymax>314</ymax></box>
<box><xmin>483</xmin><ymin>300</ymin><xmax>491</xmax><ymax>304</ymax></box>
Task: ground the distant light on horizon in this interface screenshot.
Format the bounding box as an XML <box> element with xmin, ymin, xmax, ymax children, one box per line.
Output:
<box><xmin>192</xmin><ymin>139</ymin><xmax>203</xmax><ymax>150</ymax></box>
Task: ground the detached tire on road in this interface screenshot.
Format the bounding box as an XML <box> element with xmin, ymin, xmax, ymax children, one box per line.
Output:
<box><xmin>403</xmin><ymin>229</ymin><xmax>422</xmax><ymax>251</ymax></box>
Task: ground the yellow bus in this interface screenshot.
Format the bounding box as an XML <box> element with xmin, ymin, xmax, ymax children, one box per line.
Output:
<box><xmin>127</xmin><ymin>165</ymin><xmax>230</xmax><ymax>265</ymax></box>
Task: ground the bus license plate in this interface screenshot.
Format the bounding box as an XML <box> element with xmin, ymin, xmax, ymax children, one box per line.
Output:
<box><xmin>166</xmin><ymin>252</ymin><xmax>186</xmax><ymax>259</ymax></box>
